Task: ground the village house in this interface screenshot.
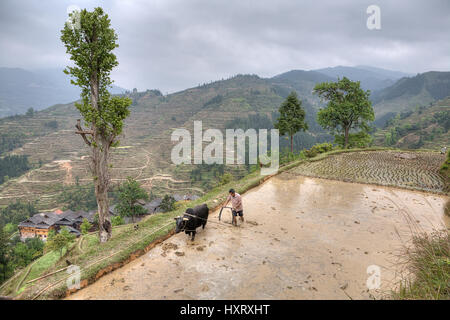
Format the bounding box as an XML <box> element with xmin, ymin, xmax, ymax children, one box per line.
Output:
<box><xmin>18</xmin><ymin>209</ymin><xmax>95</xmax><ymax>241</ymax></box>
<box><xmin>18</xmin><ymin>194</ymin><xmax>200</xmax><ymax>240</ymax></box>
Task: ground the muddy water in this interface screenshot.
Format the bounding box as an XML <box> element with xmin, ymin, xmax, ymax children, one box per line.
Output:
<box><xmin>67</xmin><ymin>175</ymin><xmax>449</xmax><ymax>300</ymax></box>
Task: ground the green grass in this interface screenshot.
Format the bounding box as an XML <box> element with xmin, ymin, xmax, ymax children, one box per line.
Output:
<box><xmin>26</xmin><ymin>249</ymin><xmax>68</xmax><ymax>284</ymax></box>
<box><xmin>393</xmin><ymin>231</ymin><xmax>450</xmax><ymax>300</ymax></box>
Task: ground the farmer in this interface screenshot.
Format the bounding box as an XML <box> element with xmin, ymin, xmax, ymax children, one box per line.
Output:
<box><xmin>224</xmin><ymin>188</ymin><xmax>244</xmax><ymax>226</ymax></box>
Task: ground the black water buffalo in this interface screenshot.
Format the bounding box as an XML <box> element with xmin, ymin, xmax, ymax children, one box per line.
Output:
<box><xmin>174</xmin><ymin>203</ymin><xmax>209</xmax><ymax>241</ymax></box>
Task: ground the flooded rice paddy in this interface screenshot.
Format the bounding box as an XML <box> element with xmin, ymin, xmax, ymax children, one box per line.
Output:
<box><xmin>67</xmin><ymin>174</ymin><xmax>449</xmax><ymax>300</ymax></box>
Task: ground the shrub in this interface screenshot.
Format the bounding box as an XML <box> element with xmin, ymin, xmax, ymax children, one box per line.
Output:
<box><xmin>111</xmin><ymin>215</ymin><xmax>124</xmax><ymax>226</ymax></box>
<box><xmin>393</xmin><ymin>231</ymin><xmax>450</xmax><ymax>300</ymax></box>
<box><xmin>160</xmin><ymin>195</ymin><xmax>176</xmax><ymax>212</ymax></box>
<box><xmin>304</xmin><ymin>148</ymin><xmax>318</xmax><ymax>158</ymax></box>
<box><xmin>80</xmin><ymin>218</ymin><xmax>93</xmax><ymax>235</ymax></box>
<box><xmin>219</xmin><ymin>173</ymin><xmax>233</xmax><ymax>185</ymax></box>
<box><xmin>304</xmin><ymin>143</ymin><xmax>333</xmax><ymax>158</ymax></box>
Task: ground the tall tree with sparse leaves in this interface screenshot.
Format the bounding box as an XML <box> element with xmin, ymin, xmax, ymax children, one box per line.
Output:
<box><xmin>61</xmin><ymin>7</ymin><xmax>132</xmax><ymax>242</ymax></box>
<box><xmin>313</xmin><ymin>77</ymin><xmax>374</xmax><ymax>149</ymax></box>
<box><xmin>274</xmin><ymin>91</ymin><xmax>308</xmax><ymax>153</ymax></box>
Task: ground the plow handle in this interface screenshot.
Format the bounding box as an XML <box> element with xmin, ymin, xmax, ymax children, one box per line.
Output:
<box><xmin>218</xmin><ymin>206</ymin><xmax>233</xmax><ymax>221</ymax></box>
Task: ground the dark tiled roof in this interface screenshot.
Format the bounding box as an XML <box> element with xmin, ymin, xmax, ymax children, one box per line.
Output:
<box><xmin>19</xmin><ymin>210</ymin><xmax>94</xmax><ymax>230</ymax></box>
<box><xmin>143</xmin><ymin>198</ymin><xmax>162</xmax><ymax>213</ymax></box>
<box><xmin>18</xmin><ymin>220</ymin><xmax>36</xmax><ymax>228</ymax></box>
<box><xmin>61</xmin><ymin>226</ymin><xmax>81</xmax><ymax>236</ymax></box>
<box><xmin>172</xmin><ymin>194</ymin><xmax>184</xmax><ymax>202</ymax></box>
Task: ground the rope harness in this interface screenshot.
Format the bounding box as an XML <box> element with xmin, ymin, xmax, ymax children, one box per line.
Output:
<box><xmin>176</xmin><ymin>208</ymin><xmax>236</xmax><ymax>232</ymax></box>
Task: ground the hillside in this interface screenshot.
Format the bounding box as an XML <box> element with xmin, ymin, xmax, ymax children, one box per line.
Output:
<box><xmin>0</xmin><ymin>74</ymin><xmax>332</xmax><ymax>210</ymax></box>
<box><xmin>372</xmin><ymin>71</ymin><xmax>450</xmax><ymax>120</ymax></box>
<box><xmin>0</xmin><ymin>68</ymin><xmax>127</xmax><ymax>117</ymax></box>
<box><xmin>1</xmin><ymin>68</ymin><xmax>449</xmax><ymax>210</ymax></box>
<box><xmin>373</xmin><ymin>97</ymin><xmax>450</xmax><ymax>149</ymax></box>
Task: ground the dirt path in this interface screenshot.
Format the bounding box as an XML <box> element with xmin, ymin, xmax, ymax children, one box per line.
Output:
<box><xmin>67</xmin><ymin>174</ymin><xmax>449</xmax><ymax>300</ymax></box>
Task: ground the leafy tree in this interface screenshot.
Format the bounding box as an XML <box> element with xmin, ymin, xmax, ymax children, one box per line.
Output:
<box><xmin>46</xmin><ymin>227</ymin><xmax>75</xmax><ymax>257</ymax></box>
<box><xmin>160</xmin><ymin>195</ymin><xmax>176</xmax><ymax>212</ymax></box>
<box><xmin>25</xmin><ymin>108</ymin><xmax>34</xmax><ymax>117</ymax></box>
<box><xmin>115</xmin><ymin>177</ymin><xmax>148</xmax><ymax>222</ymax></box>
<box><xmin>24</xmin><ymin>237</ymin><xmax>45</xmax><ymax>260</ymax></box>
<box><xmin>313</xmin><ymin>77</ymin><xmax>374</xmax><ymax>148</ymax></box>
<box><xmin>3</xmin><ymin>223</ymin><xmax>16</xmax><ymax>235</ymax></box>
<box><xmin>61</xmin><ymin>7</ymin><xmax>132</xmax><ymax>242</ymax></box>
<box><xmin>80</xmin><ymin>218</ymin><xmax>93</xmax><ymax>235</ymax></box>
<box><xmin>0</xmin><ymin>201</ymin><xmax>37</xmax><ymax>227</ymax></box>
<box><xmin>274</xmin><ymin>92</ymin><xmax>308</xmax><ymax>152</ymax></box>
<box><xmin>12</xmin><ymin>242</ymin><xmax>33</xmax><ymax>268</ymax></box>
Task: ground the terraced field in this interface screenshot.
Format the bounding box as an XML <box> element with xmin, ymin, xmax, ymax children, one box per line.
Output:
<box><xmin>290</xmin><ymin>151</ymin><xmax>447</xmax><ymax>194</ymax></box>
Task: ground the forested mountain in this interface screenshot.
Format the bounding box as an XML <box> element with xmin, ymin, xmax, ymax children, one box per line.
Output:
<box><xmin>0</xmin><ymin>67</ymin><xmax>127</xmax><ymax>117</ymax></box>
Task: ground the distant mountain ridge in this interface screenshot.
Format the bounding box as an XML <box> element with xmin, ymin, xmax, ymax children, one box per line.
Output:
<box><xmin>312</xmin><ymin>65</ymin><xmax>413</xmax><ymax>91</ymax></box>
<box><xmin>0</xmin><ymin>67</ymin><xmax>127</xmax><ymax>117</ymax></box>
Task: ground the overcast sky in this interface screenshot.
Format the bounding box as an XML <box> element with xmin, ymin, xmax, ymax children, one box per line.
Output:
<box><xmin>1</xmin><ymin>0</ymin><xmax>449</xmax><ymax>92</ymax></box>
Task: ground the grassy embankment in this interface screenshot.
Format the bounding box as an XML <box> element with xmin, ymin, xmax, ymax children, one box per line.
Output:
<box><xmin>392</xmin><ymin>231</ymin><xmax>449</xmax><ymax>300</ymax></box>
<box><xmin>392</xmin><ymin>150</ymin><xmax>449</xmax><ymax>300</ymax></box>
<box><xmin>0</xmin><ymin>147</ymin><xmax>447</xmax><ymax>299</ymax></box>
